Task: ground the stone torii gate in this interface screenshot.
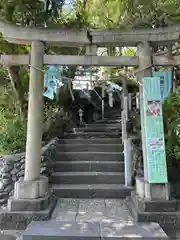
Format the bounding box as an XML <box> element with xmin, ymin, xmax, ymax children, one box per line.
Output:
<box><xmin>0</xmin><ymin>21</ymin><xmax>180</xmax><ymax>219</ymax></box>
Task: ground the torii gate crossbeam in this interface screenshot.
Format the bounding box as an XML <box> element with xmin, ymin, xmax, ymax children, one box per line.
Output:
<box><xmin>1</xmin><ymin>54</ymin><xmax>180</xmax><ymax>66</ymax></box>
<box><xmin>0</xmin><ymin>21</ymin><xmax>180</xmax><ymax>46</ymax></box>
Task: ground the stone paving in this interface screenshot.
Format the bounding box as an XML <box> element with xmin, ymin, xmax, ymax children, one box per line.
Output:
<box><xmin>20</xmin><ymin>199</ymin><xmax>168</xmax><ymax>239</ymax></box>
<box><xmin>0</xmin><ymin>230</ymin><xmax>22</xmax><ymax>239</ymax></box>
<box><xmin>1</xmin><ymin>198</ymin><xmax>176</xmax><ymax>239</ymax></box>
<box><xmin>0</xmin><ymin>199</ymin><xmax>133</xmax><ymax>239</ymax></box>
<box><xmin>51</xmin><ymin>198</ymin><xmax>134</xmax><ymax>223</ymax></box>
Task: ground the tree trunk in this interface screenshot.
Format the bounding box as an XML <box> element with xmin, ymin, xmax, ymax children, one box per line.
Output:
<box><xmin>107</xmin><ymin>47</ymin><xmax>116</xmax><ymax>56</ymax></box>
<box><xmin>7</xmin><ymin>66</ymin><xmax>25</xmax><ymax>118</ymax></box>
<box><xmin>82</xmin><ymin>0</ymin><xmax>87</xmax><ymax>9</ymax></box>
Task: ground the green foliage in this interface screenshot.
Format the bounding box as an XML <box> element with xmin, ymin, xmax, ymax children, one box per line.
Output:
<box><xmin>43</xmin><ymin>103</ymin><xmax>60</xmax><ymax>133</ymax></box>
<box><xmin>86</xmin><ymin>0</ymin><xmax>180</xmax><ymax>29</ymax></box>
<box><xmin>0</xmin><ymin>110</ymin><xmax>26</xmax><ymax>155</ymax></box>
<box><xmin>57</xmin><ymin>86</ymin><xmax>72</xmax><ymax>110</ymax></box>
<box><xmin>0</xmin><ymin>0</ymin><xmax>65</xmax><ymax>25</ymax></box>
<box><xmin>163</xmin><ymin>88</ymin><xmax>180</xmax><ymax>161</ymax></box>
<box><xmin>0</xmin><ymin>85</ymin><xmax>18</xmax><ymax>114</ymax></box>
<box><xmin>0</xmin><ymin>85</ymin><xmax>26</xmax><ymax>154</ymax></box>
<box><xmin>123</xmin><ymin>48</ymin><xmax>136</xmax><ymax>57</ymax></box>
<box><xmin>0</xmin><ymin>66</ymin><xmax>8</xmax><ymax>86</ymax></box>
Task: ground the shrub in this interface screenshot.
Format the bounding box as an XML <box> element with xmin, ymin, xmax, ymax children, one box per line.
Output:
<box><xmin>0</xmin><ymin>110</ymin><xmax>26</xmax><ymax>154</ymax></box>
<box><xmin>163</xmin><ymin>88</ymin><xmax>180</xmax><ymax>162</ymax></box>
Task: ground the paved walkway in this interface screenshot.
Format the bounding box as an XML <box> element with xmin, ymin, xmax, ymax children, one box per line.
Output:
<box><xmin>0</xmin><ymin>199</ymin><xmax>133</xmax><ymax>239</ymax></box>
<box><xmin>51</xmin><ymin>198</ymin><xmax>134</xmax><ymax>223</ymax></box>
<box><xmin>2</xmin><ymin>198</ymin><xmax>177</xmax><ymax>239</ymax></box>
<box><xmin>0</xmin><ymin>231</ymin><xmax>22</xmax><ymax>239</ymax></box>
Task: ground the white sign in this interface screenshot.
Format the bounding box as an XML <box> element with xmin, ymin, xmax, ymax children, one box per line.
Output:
<box><xmin>148</xmin><ymin>137</ymin><xmax>164</xmax><ymax>151</ymax></box>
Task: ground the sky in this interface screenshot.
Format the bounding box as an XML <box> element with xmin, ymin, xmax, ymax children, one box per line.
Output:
<box><xmin>62</xmin><ymin>0</ymin><xmax>75</xmax><ymax>10</ymax></box>
<box><xmin>64</xmin><ymin>0</ymin><xmax>74</xmax><ymax>7</ymax></box>
<box><xmin>64</xmin><ymin>0</ymin><xmax>74</xmax><ymax>4</ymax></box>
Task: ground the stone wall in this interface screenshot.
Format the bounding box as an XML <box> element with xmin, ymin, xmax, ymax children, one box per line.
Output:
<box><xmin>0</xmin><ymin>138</ymin><xmax>58</xmax><ymax>206</ymax></box>
<box><xmin>132</xmin><ymin>138</ymin><xmax>143</xmax><ymax>175</ymax></box>
<box><xmin>127</xmin><ymin>109</ymin><xmax>141</xmax><ymax>134</ymax></box>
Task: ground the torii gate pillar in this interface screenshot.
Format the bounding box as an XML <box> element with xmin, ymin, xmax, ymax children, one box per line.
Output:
<box><xmin>13</xmin><ymin>41</ymin><xmax>49</xmax><ymax>199</ymax></box>
<box><xmin>137</xmin><ymin>42</ymin><xmax>169</xmax><ymax>200</ymax></box>
<box><xmin>137</xmin><ymin>42</ymin><xmax>152</xmax><ymax>199</ymax></box>
<box><xmin>24</xmin><ymin>41</ymin><xmax>44</xmax><ymax>182</ymax></box>
<box><xmin>138</xmin><ymin>42</ymin><xmax>152</xmax><ymax>181</ymax></box>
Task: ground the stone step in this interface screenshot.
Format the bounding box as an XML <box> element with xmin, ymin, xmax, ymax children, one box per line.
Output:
<box><xmin>74</xmin><ymin>127</ymin><xmax>121</xmax><ymax>133</ymax></box>
<box><xmin>51</xmin><ymin>184</ymin><xmax>131</xmax><ymax>198</ymax></box>
<box><xmin>103</xmin><ymin>108</ymin><xmax>121</xmax><ymax>112</ymax></box>
<box><xmin>54</xmin><ymin>161</ymin><xmax>124</xmax><ymax>172</ymax></box>
<box><xmin>105</xmin><ymin>108</ymin><xmax>121</xmax><ymax>112</ymax></box>
<box><xmin>64</xmin><ymin>132</ymin><xmax>121</xmax><ymax>139</ymax></box>
<box><xmin>56</xmin><ymin>144</ymin><xmax>123</xmax><ymax>152</ymax></box>
<box><xmin>86</xmin><ymin>123</ymin><xmax>121</xmax><ymax>128</ymax></box>
<box><xmin>104</xmin><ymin>112</ymin><xmax>121</xmax><ymax>116</ymax></box>
<box><xmin>50</xmin><ymin>172</ymin><xmax>125</xmax><ymax>184</ymax></box>
<box><xmin>105</xmin><ymin>114</ymin><xmax>121</xmax><ymax>119</ymax></box>
<box><xmin>58</xmin><ymin>138</ymin><xmax>121</xmax><ymax>145</ymax></box>
<box><xmin>0</xmin><ymin>235</ymin><xmax>16</xmax><ymax>240</ymax></box>
<box><xmin>95</xmin><ymin>119</ymin><xmax>121</xmax><ymax>124</ymax></box>
<box><xmin>21</xmin><ymin>220</ymin><xmax>168</xmax><ymax>240</ymax></box>
<box><xmin>56</xmin><ymin>152</ymin><xmax>124</xmax><ymax>162</ymax></box>
<box><xmin>105</xmin><ymin>110</ymin><xmax>121</xmax><ymax>114</ymax></box>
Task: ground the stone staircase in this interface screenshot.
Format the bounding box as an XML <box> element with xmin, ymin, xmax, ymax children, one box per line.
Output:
<box><xmin>104</xmin><ymin>106</ymin><xmax>121</xmax><ymax>120</ymax></box>
<box><xmin>19</xmin><ymin>117</ymin><xmax>169</xmax><ymax>240</ymax></box>
<box><xmin>22</xmin><ymin>123</ymin><xmax>169</xmax><ymax>239</ymax></box>
<box><xmin>50</xmin><ymin>120</ymin><xmax>131</xmax><ymax>199</ymax></box>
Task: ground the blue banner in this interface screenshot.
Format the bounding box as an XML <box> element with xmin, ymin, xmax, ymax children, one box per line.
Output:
<box><xmin>44</xmin><ymin>66</ymin><xmax>64</xmax><ymax>100</ymax></box>
<box><xmin>152</xmin><ymin>70</ymin><xmax>172</xmax><ymax>101</ymax></box>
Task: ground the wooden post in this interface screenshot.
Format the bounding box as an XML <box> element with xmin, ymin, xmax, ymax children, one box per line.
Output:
<box><xmin>128</xmin><ymin>93</ymin><xmax>132</xmax><ymax>111</ymax></box>
<box><xmin>102</xmin><ymin>86</ymin><xmax>105</xmax><ymax>119</ymax></box>
<box><xmin>108</xmin><ymin>91</ymin><xmax>113</xmax><ymax>108</ymax></box>
<box><xmin>79</xmin><ymin>109</ymin><xmax>84</xmax><ymax>125</ymax></box>
<box><xmin>121</xmin><ymin>78</ymin><xmax>128</xmax><ymax>141</ymax></box>
<box><xmin>136</xmin><ymin>92</ymin><xmax>140</xmax><ymax>109</ymax></box>
<box><xmin>122</xmin><ymin>77</ymin><xmax>128</xmax><ymax>121</ymax></box>
<box><xmin>122</xmin><ymin>78</ymin><xmax>132</xmax><ymax>186</ymax></box>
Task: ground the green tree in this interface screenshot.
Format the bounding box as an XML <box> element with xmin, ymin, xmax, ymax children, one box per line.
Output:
<box><xmin>86</xmin><ymin>0</ymin><xmax>180</xmax><ymax>29</ymax></box>
<box><xmin>0</xmin><ymin>0</ymin><xmax>83</xmax><ymax>117</ymax></box>
<box><xmin>0</xmin><ymin>0</ymin><xmax>83</xmax><ymax>153</ymax></box>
